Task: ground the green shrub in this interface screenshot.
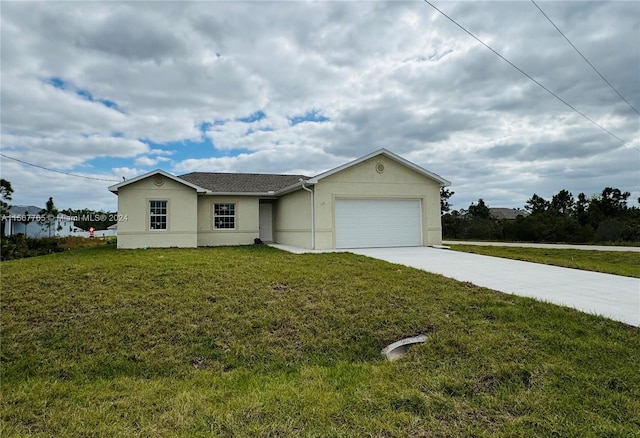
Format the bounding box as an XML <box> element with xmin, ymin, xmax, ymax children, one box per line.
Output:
<box><xmin>1</xmin><ymin>235</ymin><xmax>63</xmax><ymax>261</ymax></box>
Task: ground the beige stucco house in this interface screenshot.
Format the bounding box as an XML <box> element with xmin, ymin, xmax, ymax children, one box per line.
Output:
<box><xmin>108</xmin><ymin>149</ymin><xmax>450</xmax><ymax>250</ymax></box>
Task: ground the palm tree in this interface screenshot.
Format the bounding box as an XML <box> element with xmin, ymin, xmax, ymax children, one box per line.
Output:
<box><xmin>40</xmin><ymin>197</ymin><xmax>59</xmax><ymax>238</ymax></box>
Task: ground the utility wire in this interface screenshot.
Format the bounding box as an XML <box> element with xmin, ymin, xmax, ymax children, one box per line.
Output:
<box><xmin>0</xmin><ymin>153</ymin><xmax>120</xmax><ymax>182</ymax></box>
<box><xmin>531</xmin><ymin>0</ymin><xmax>639</xmax><ymax>116</ymax></box>
<box><xmin>423</xmin><ymin>0</ymin><xmax>631</xmax><ymax>146</ymax></box>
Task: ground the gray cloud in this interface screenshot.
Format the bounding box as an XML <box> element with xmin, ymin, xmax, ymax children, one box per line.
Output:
<box><xmin>74</xmin><ymin>6</ymin><xmax>186</xmax><ymax>62</ymax></box>
<box><xmin>1</xmin><ymin>1</ymin><xmax>638</xmax><ymax>211</ymax></box>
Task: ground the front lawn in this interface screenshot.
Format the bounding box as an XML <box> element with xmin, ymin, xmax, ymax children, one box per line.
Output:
<box><xmin>1</xmin><ymin>245</ymin><xmax>638</xmax><ymax>437</ymax></box>
<box><xmin>449</xmin><ymin>244</ymin><xmax>640</xmax><ymax>278</ymax></box>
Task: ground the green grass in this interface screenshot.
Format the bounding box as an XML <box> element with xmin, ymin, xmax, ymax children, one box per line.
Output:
<box><xmin>449</xmin><ymin>245</ymin><xmax>640</xmax><ymax>278</ymax></box>
<box><xmin>2</xmin><ymin>245</ymin><xmax>639</xmax><ymax>437</ymax></box>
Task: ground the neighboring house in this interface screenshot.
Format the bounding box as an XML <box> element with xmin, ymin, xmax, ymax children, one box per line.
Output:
<box><xmin>3</xmin><ymin>205</ymin><xmax>77</xmax><ymax>238</ymax></box>
<box><xmin>489</xmin><ymin>208</ymin><xmax>529</xmax><ymax>220</ymax></box>
<box><xmin>108</xmin><ymin>149</ymin><xmax>451</xmax><ymax>250</ymax></box>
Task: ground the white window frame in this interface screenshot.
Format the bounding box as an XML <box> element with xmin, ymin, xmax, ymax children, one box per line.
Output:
<box><xmin>149</xmin><ymin>200</ymin><xmax>168</xmax><ymax>231</ymax></box>
<box><xmin>214</xmin><ymin>203</ymin><xmax>235</xmax><ymax>230</ymax></box>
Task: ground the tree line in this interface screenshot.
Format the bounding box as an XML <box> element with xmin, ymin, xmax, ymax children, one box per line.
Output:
<box><xmin>441</xmin><ymin>187</ymin><xmax>639</xmax><ymax>243</ymax></box>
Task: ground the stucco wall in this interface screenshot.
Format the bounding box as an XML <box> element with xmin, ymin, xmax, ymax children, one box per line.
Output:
<box><xmin>116</xmin><ymin>176</ymin><xmax>198</xmax><ymax>248</ymax></box>
<box><xmin>312</xmin><ymin>155</ymin><xmax>443</xmax><ymax>249</ymax></box>
<box><xmin>274</xmin><ymin>189</ymin><xmax>312</xmax><ymax>248</ymax></box>
<box><xmin>196</xmin><ymin>196</ymin><xmax>260</xmax><ymax>246</ymax></box>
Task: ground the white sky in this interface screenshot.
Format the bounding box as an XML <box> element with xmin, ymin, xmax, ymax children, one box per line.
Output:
<box><xmin>1</xmin><ymin>1</ymin><xmax>639</xmax><ymax>211</ymax></box>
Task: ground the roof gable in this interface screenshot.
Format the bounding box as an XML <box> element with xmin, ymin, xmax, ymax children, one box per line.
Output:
<box><xmin>307</xmin><ymin>148</ymin><xmax>450</xmax><ymax>186</ymax></box>
<box><xmin>108</xmin><ymin>169</ymin><xmax>207</xmax><ymax>194</ymax></box>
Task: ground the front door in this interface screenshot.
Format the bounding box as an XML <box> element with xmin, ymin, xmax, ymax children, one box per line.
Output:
<box><xmin>259</xmin><ymin>203</ymin><xmax>273</xmax><ymax>242</ymax></box>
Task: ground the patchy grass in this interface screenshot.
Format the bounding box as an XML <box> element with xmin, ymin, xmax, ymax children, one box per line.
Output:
<box><xmin>2</xmin><ymin>245</ymin><xmax>639</xmax><ymax>437</ymax></box>
<box><xmin>449</xmin><ymin>245</ymin><xmax>640</xmax><ymax>278</ymax></box>
<box><xmin>1</xmin><ymin>236</ymin><xmax>115</xmax><ymax>261</ymax></box>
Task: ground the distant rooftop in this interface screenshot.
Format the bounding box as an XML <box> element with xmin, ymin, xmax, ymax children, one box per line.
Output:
<box><xmin>7</xmin><ymin>205</ymin><xmax>75</xmax><ymax>220</ymax></box>
<box><xmin>489</xmin><ymin>208</ymin><xmax>529</xmax><ymax>220</ymax></box>
<box><xmin>8</xmin><ymin>205</ymin><xmax>42</xmax><ymax>215</ymax></box>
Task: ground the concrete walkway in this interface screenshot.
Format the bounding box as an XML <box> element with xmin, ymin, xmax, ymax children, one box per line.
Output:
<box><xmin>270</xmin><ymin>244</ymin><xmax>640</xmax><ymax>327</ymax></box>
<box><xmin>443</xmin><ymin>241</ymin><xmax>640</xmax><ymax>252</ymax></box>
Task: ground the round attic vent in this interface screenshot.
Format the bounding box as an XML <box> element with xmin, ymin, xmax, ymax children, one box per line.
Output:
<box><xmin>154</xmin><ymin>176</ymin><xmax>165</xmax><ymax>186</ymax></box>
<box><xmin>375</xmin><ymin>163</ymin><xmax>385</xmax><ymax>173</ymax></box>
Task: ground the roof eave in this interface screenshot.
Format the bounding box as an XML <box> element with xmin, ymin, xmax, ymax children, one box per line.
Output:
<box><xmin>274</xmin><ymin>179</ymin><xmax>317</xmax><ymax>196</ymax></box>
<box><xmin>199</xmin><ymin>181</ymin><xmax>315</xmax><ymax>196</ymax></box>
<box><xmin>201</xmin><ymin>191</ymin><xmax>281</xmax><ymax>197</ymax></box>
<box><xmin>108</xmin><ymin>169</ymin><xmax>207</xmax><ymax>194</ymax></box>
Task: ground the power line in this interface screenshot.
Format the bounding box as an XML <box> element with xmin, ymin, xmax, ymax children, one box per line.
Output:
<box><xmin>0</xmin><ymin>153</ymin><xmax>120</xmax><ymax>182</ymax></box>
<box><xmin>531</xmin><ymin>0</ymin><xmax>640</xmax><ymax>116</ymax></box>
<box><xmin>422</xmin><ymin>0</ymin><xmax>631</xmax><ymax>146</ymax></box>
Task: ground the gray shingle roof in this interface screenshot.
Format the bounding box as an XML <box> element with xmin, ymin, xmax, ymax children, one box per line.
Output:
<box><xmin>179</xmin><ymin>172</ymin><xmax>309</xmax><ymax>193</ymax></box>
<box><xmin>489</xmin><ymin>208</ymin><xmax>529</xmax><ymax>220</ymax></box>
<box><xmin>9</xmin><ymin>205</ymin><xmax>42</xmax><ymax>215</ymax></box>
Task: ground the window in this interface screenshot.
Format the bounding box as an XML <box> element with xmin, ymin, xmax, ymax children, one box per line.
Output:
<box><xmin>149</xmin><ymin>200</ymin><xmax>167</xmax><ymax>230</ymax></box>
<box><xmin>214</xmin><ymin>203</ymin><xmax>235</xmax><ymax>229</ymax></box>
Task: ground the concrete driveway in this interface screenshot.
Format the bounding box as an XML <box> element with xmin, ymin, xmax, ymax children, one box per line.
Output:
<box><xmin>349</xmin><ymin>247</ymin><xmax>640</xmax><ymax>327</ymax></box>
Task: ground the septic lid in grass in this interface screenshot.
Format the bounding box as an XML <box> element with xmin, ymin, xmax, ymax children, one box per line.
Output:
<box><xmin>382</xmin><ymin>334</ymin><xmax>428</xmax><ymax>361</ymax></box>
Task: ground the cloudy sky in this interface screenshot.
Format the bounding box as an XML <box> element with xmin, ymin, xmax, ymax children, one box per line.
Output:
<box><xmin>1</xmin><ymin>0</ymin><xmax>638</xmax><ymax>213</ymax></box>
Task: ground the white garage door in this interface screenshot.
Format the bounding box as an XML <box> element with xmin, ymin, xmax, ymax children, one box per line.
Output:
<box><xmin>335</xmin><ymin>199</ymin><xmax>422</xmax><ymax>248</ymax></box>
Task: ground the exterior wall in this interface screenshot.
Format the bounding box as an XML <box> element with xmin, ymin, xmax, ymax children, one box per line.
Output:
<box><xmin>196</xmin><ymin>196</ymin><xmax>260</xmax><ymax>246</ymax></box>
<box><xmin>312</xmin><ymin>155</ymin><xmax>443</xmax><ymax>249</ymax></box>
<box><xmin>4</xmin><ymin>213</ymin><xmax>76</xmax><ymax>238</ymax></box>
<box><xmin>48</xmin><ymin>218</ymin><xmax>76</xmax><ymax>237</ymax></box>
<box><xmin>7</xmin><ymin>219</ymin><xmax>37</xmax><ymax>237</ymax></box>
<box><xmin>274</xmin><ymin>189</ymin><xmax>312</xmax><ymax>248</ymax></box>
<box><xmin>116</xmin><ymin>176</ymin><xmax>198</xmax><ymax>248</ymax></box>
<box><xmin>4</xmin><ymin>216</ymin><xmax>76</xmax><ymax>238</ymax></box>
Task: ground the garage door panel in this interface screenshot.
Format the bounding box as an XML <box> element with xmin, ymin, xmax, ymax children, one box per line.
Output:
<box><xmin>335</xmin><ymin>199</ymin><xmax>422</xmax><ymax>248</ymax></box>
